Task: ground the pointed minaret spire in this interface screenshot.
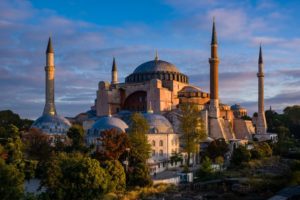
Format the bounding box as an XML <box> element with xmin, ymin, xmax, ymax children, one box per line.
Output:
<box><xmin>258</xmin><ymin>43</ymin><xmax>263</xmax><ymax>64</ymax></box>
<box><xmin>112</xmin><ymin>57</ymin><xmax>117</xmax><ymax>71</ymax></box>
<box><xmin>46</xmin><ymin>37</ymin><xmax>54</xmax><ymax>53</ymax></box>
<box><xmin>111</xmin><ymin>57</ymin><xmax>118</xmax><ymax>84</ymax></box>
<box><xmin>256</xmin><ymin>45</ymin><xmax>267</xmax><ymax>134</ymax></box>
<box><xmin>43</xmin><ymin>37</ymin><xmax>57</xmax><ymax>116</ymax></box>
<box><xmin>211</xmin><ymin>17</ymin><xmax>217</xmax><ymax>45</ymax></box>
<box><xmin>155</xmin><ymin>50</ymin><xmax>159</xmax><ymax>61</ymax></box>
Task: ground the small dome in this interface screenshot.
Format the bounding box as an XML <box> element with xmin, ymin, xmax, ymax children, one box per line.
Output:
<box><xmin>32</xmin><ymin>114</ymin><xmax>71</xmax><ymax>135</ymax></box>
<box><xmin>133</xmin><ymin>60</ymin><xmax>179</xmax><ymax>74</ymax></box>
<box><xmin>91</xmin><ymin>116</ymin><xmax>128</xmax><ymax>133</ymax></box>
<box><xmin>231</xmin><ymin>104</ymin><xmax>245</xmax><ymax>110</ymax></box>
<box><xmin>142</xmin><ymin>113</ymin><xmax>174</xmax><ymax>134</ymax></box>
<box><xmin>180</xmin><ymin>86</ymin><xmax>202</xmax><ymax>93</ymax></box>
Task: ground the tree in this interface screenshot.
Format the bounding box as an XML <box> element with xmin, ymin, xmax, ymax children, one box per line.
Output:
<box><xmin>67</xmin><ymin>125</ymin><xmax>85</xmax><ymax>151</ymax></box>
<box><xmin>0</xmin><ymin>124</ymin><xmax>19</xmax><ymax>139</ymax></box>
<box><xmin>5</xmin><ymin>136</ymin><xmax>24</xmax><ymax>166</ymax></box>
<box><xmin>178</xmin><ymin>103</ymin><xmax>206</xmax><ymax>166</ymax></box>
<box><xmin>128</xmin><ymin>113</ymin><xmax>151</xmax><ymax>163</ymax></box>
<box><xmin>205</xmin><ymin>138</ymin><xmax>229</xmax><ymax>161</ymax></box>
<box><xmin>101</xmin><ymin>160</ymin><xmax>126</xmax><ymax>192</ymax></box>
<box><xmin>41</xmin><ymin>152</ymin><xmax>108</xmax><ymax>200</ymax></box>
<box><xmin>95</xmin><ymin>129</ymin><xmax>129</xmax><ymax>161</ymax></box>
<box><xmin>197</xmin><ymin>156</ymin><xmax>214</xmax><ymax>180</ymax></box>
<box><xmin>128</xmin><ymin>162</ymin><xmax>152</xmax><ymax>187</ymax></box>
<box><xmin>170</xmin><ymin>152</ymin><xmax>183</xmax><ymax>165</ymax></box>
<box><xmin>250</xmin><ymin>142</ymin><xmax>272</xmax><ymax>159</ymax></box>
<box><xmin>215</xmin><ymin>156</ymin><xmax>224</xmax><ymax>171</ymax></box>
<box><xmin>231</xmin><ymin>146</ymin><xmax>251</xmax><ymax>166</ymax></box>
<box><xmin>127</xmin><ymin>113</ymin><xmax>152</xmax><ymax>187</ymax></box>
<box><xmin>23</xmin><ymin>128</ymin><xmax>52</xmax><ymax>161</ymax></box>
<box><xmin>0</xmin><ymin>158</ymin><xmax>25</xmax><ymax>200</ymax></box>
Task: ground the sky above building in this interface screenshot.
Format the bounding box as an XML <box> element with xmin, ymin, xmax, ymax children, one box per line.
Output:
<box><xmin>1</xmin><ymin>0</ymin><xmax>299</xmax><ymax>119</ymax></box>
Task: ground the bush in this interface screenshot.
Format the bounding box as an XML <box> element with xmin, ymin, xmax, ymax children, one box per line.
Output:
<box><xmin>231</xmin><ymin>146</ymin><xmax>251</xmax><ymax>166</ymax></box>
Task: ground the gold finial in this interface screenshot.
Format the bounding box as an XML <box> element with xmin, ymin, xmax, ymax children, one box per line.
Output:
<box><xmin>155</xmin><ymin>49</ymin><xmax>159</xmax><ymax>61</ymax></box>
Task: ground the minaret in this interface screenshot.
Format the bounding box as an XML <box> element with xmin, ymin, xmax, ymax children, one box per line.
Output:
<box><xmin>209</xmin><ymin>18</ymin><xmax>220</xmax><ymax>118</ymax></box>
<box><xmin>43</xmin><ymin>37</ymin><xmax>57</xmax><ymax>116</ymax></box>
<box><xmin>256</xmin><ymin>45</ymin><xmax>267</xmax><ymax>134</ymax></box>
<box><xmin>111</xmin><ymin>57</ymin><xmax>118</xmax><ymax>84</ymax></box>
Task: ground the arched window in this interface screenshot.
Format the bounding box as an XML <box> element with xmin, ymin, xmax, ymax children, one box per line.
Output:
<box><xmin>159</xmin><ymin>140</ymin><xmax>163</xmax><ymax>146</ymax></box>
<box><xmin>152</xmin><ymin>140</ymin><xmax>155</xmax><ymax>146</ymax></box>
<box><xmin>152</xmin><ymin>150</ymin><xmax>156</xmax><ymax>156</ymax></box>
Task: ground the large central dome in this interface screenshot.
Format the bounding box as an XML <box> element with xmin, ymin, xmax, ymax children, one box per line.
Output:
<box><xmin>125</xmin><ymin>57</ymin><xmax>188</xmax><ymax>84</ymax></box>
<box><xmin>133</xmin><ymin>60</ymin><xmax>180</xmax><ymax>74</ymax></box>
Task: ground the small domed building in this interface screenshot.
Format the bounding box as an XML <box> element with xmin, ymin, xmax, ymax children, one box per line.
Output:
<box><xmin>86</xmin><ymin>115</ymin><xmax>128</xmax><ymax>149</ymax></box>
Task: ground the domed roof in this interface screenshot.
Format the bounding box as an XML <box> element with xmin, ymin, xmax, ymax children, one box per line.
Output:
<box><xmin>180</xmin><ymin>86</ymin><xmax>202</xmax><ymax>93</ymax></box>
<box><xmin>91</xmin><ymin>116</ymin><xmax>128</xmax><ymax>133</ymax></box>
<box><xmin>142</xmin><ymin>113</ymin><xmax>174</xmax><ymax>134</ymax></box>
<box><xmin>133</xmin><ymin>60</ymin><xmax>179</xmax><ymax>74</ymax></box>
<box><xmin>32</xmin><ymin>114</ymin><xmax>71</xmax><ymax>134</ymax></box>
<box><xmin>231</xmin><ymin>104</ymin><xmax>245</xmax><ymax>110</ymax></box>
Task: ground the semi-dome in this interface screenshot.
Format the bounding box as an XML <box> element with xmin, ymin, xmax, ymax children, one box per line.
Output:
<box><xmin>90</xmin><ymin>116</ymin><xmax>128</xmax><ymax>133</ymax></box>
<box><xmin>142</xmin><ymin>113</ymin><xmax>174</xmax><ymax>134</ymax></box>
<box><xmin>32</xmin><ymin>114</ymin><xmax>71</xmax><ymax>134</ymax></box>
<box><xmin>133</xmin><ymin>60</ymin><xmax>180</xmax><ymax>74</ymax></box>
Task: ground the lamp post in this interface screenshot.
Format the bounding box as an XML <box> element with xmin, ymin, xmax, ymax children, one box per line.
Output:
<box><xmin>123</xmin><ymin>147</ymin><xmax>130</xmax><ymax>172</ymax></box>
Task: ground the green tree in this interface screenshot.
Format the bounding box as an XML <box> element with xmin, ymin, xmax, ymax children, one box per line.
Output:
<box><xmin>128</xmin><ymin>113</ymin><xmax>151</xmax><ymax>163</ymax></box>
<box><xmin>67</xmin><ymin>125</ymin><xmax>85</xmax><ymax>151</ymax></box>
<box><xmin>41</xmin><ymin>152</ymin><xmax>108</xmax><ymax>200</ymax></box>
<box><xmin>197</xmin><ymin>156</ymin><xmax>214</xmax><ymax>180</ymax></box>
<box><xmin>127</xmin><ymin>113</ymin><xmax>152</xmax><ymax>187</ymax></box>
<box><xmin>5</xmin><ymin>137</ymin><xmax>24</xmax><ymax>166</ymax></box>
<box><xmin>170</xmin><ymin>152</ymin><xmax>183</xmax><ymax>165</ymax></box>
<box><xmin>128</xmin><ymin>162</ymin><xmax>152</xmax><ymax>187</ymax></box>
<box><xmin>178</xmin><ymin>103</ymin><xmax>206</xmax><ymax>166</ymax></box>
<box><xmin>0</xmin><ymin>158</ymin><xmax>25</xmax><ymax>200</ymax></box>
<box><xmin>95</xmin><ymin>129</ymin><xmax>129</xmax><ymax>161</ymax></box>
<box><xmin>205</xmin><ymin>138</ymin><xmax>229</xmax><ymax>161</ymax></box>
<box><xmin>101</xmin><ymin>160</ymin><xmax>126</xmax><ymax>192</ymax></box>
<box><xmin>231</xmin><ymin>146</ymin><xmax>251</xmax><ymax>166</ymax></box>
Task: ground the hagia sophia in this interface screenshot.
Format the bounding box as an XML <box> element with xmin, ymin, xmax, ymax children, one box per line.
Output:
<box><xmin>32</xmin><ymin>20</ymin><xmax>274</xmax><ymax>173</ymax></box>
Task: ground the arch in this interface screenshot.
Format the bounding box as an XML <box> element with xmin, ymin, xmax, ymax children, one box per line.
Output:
<box><xmin>123</xmin><ymin>91</ymin><xmax>147</xmax><ymax>112</ymax></box>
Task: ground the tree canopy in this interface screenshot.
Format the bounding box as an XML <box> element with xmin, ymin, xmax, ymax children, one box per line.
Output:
<box><xmin>41</xmin><ymin>152</ymin><xmax>108</xmax><ymax>200</ymax></box>
<box><xmin>178</xmin><ymin>103</ymin><xmax>206</xmax><ymax>166</ymax></box>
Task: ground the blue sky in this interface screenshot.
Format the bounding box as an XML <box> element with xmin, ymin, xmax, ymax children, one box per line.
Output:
<box><xmin>0</xmin><ymin>0</ymin><xmax>300</xmax><ymax>119</ymax></box>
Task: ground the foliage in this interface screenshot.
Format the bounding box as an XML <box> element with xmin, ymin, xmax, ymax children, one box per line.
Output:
<box><xmin>205</xmin><ymin>138</ymin><xmax>229</xmax><ymax>161</ymax></box>
<box><xmin>101</xmin><ymin>160</ymin><xmax>126</xmax><ymax>192</ymax></box>
<box><xmin>250</xmin><ymin>142</ymin><xmax>272</xmax><ymax>159</ymax></box>
<box><xmin>127</xmin><ymin>162</ymin><xmax>152</xmax><ymax>187</ymax></box>
<box><xmin>196</xmin><ymin>156</ymin><xmax>214</xmax><ymax>180</ymax></box>
<box><xmin>41</xmin><ymin>152</ymin><xmax>108</xmax><ymax>200</ymax></box>
<box><xmin>96</xmin><ymin>129</ymin><xmax>129</xmax><ymax>161</ymax></box>
<box><xmin>5</xmin><ymin>136</ymin><xmax>24</xmax><ymax>167</ymax></box>
<box><xmin>215</xmin><ymin>156</ymin><xmax>224</xmax><ymax>167</ymax></box>
<box><xmin>178</xmin><ymin>103</ymin><xmax>206</xmax><ymax>166</ymax></box>
<box><xmin>0</xmin><ymin>110</ymin><xmax>33</xmax><ymax>131</ymax></box>
<box><xmin>0</xmin><ymin>158</ymin><xmax>25</xmax><ymax>200</ymax></box>
<box><xmin>23</xmin><ymin>128</ymin><xmax>52</xmax><ymax>161</ymax></box>
<box><xmin>67</xmin><ymin>125</ymin><xmax>85</xmax><ymax>151</ymax></box>
<box><xmin>231</xmin><ymin>146</ymin><xmax>251</xmax><ymax>166</ymax></box>
<box><xmin>170</xmin><ymin>151</ymin><xmax>183</xmax><ymax>165</ymax></box>
<box><xmin>128</xmin><ymin>112</ymin><xmax>151</xmax><ymax>163</ymax></box>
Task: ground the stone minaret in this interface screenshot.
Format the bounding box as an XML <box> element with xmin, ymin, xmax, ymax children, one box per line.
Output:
<box><xmin>209</xmin><ymin>18</ymin><xmax>220</xmax><ymax>119</ymax></box>
<box><xmin>256</xmin><ymin>45</ymin><xmax>267</xmax><ymax>134</ymax></box>
<box><xmin>43</xmin><ymin>37</ymin><xmax>57</xmax><ymax>116</ymax></box>
<box><xmin>111</xmin><ymin>57</ymin><xmax>118</xmax><ymax>84</ymax></box>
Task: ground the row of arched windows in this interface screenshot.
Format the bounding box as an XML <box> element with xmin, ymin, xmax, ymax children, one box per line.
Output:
<box><xmin>125</xmin><ymin>72</ymin><xmax>188</xmax><ymax>83</ymax></box>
